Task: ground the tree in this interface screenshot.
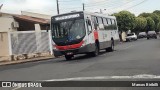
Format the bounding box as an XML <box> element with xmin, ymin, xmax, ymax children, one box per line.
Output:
<box><xmin>157</xmin><ymin>22</ymin><xmax>160</xmax><ymax>32</ymax></box>
<box><xmin>139</xmin><ymin>12</ymin><xmax>160</xmax><ymax>31</ymax></box>
<box><xmin>134</xmin><ymin>17</ymin><xmax>147</xmax><ymax>33</ymax></box>
<box><xmin>146</xmin><ymin>17</ymin><xmax>155</xmax><ymax>31</ymax></box>
<box><xmin>138</xmin><ymin>13</ymin><xmax>151</xmax><ymax>17</ymax></box>
<box><xmin>113</xmin><ymin>11</ymin><xmax>136</xmax><ymax>32</ymax></box>
<box><xmin>150</xmin><ymin>13</ymin><xmax>160</xmax><ymax>31</ymax></box>
<box><xmin>153</xmin><ymin>10</ymin><xmax>160</xmax><ymax>16</ymax></box>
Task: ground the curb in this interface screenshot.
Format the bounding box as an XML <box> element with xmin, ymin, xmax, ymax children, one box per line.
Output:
<box><xmin>0</xmin><ymin>56</ymin><xmax>54</xmax><ymax>66</ymax></box>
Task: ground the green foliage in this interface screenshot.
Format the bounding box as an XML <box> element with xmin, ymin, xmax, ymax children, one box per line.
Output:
<box><xmin>157</xmin><ymin>22</ymin><xmax>160</xmax><ymax>32</ymax></box>
<box><xmin>146</xmin><ymin>17</ymin><xmax>155</xmax><ymax>31</ymax></box>
<box><xmin>134</xmin><ymin>17</ymin><xmax>147</xmax><ymax>32</ymax></box>
<box><xmin>138</xmin><ymin>13</ymin><xmax>151</xmax><ymax>17</ymax></box>
<box><xmin>113</xmin><ymin>10</ymin><xmax>160</xmax><ymax>33</ymax></box>
<box><xmin>138</xmin><ymin>12</ymin><xmax>160</xmax><ymax>31</ymax></box>
<box><xmin>113</xmin><ymin>11</ymin><xmax>136</xmax><ymax>32</ymax></box>
<box><xmin>150</xmin><ymin>13</ymin><xmax>160</xmax><ymax>26</ymax></box>
<box><xmin>153</xmin><ymin>10</ymin><xmax>160</xmax><ymax>16</ymax></box>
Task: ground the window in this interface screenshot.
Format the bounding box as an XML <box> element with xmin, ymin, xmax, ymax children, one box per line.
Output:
<box><xmin>114</xmin><ymin>20</ymin><xmax>118</xmax><ymax>29</ymax></box>
<box><xmin>52</xmin><ymin>19</ymin><xmax>86</xmax><ymax>40</ymax></box>
<box><xmin>112</xmin><ymin>19</ymin><xmax>115</xmax><ymax>25</ymax></box>
<box><xmin>110</xmin><ymin>19</ymin><xmax>112</xmax><ymax>25</ymax></box>
<box><xmin>103</xmin><ymin>18</ymin><xmax>107</xmax><ymax>25</ymax></box>
<box><xmin>98</xmin><ymin>17</ymin><xmax>103</xmax><ymax>24</ymax></box>
<box><xmin>108</xmin><ymin>18</ymin><xmax>111</xmax><ymax>25</ymax></box>
<box><xmin>96</xmin><ymin>17</ymin><xmax>98</xmax><ymax>24</ymax></box>
<box><xmin>91</xmin><ymin>16</ymin><xmax>97</xmax><ymax>24</ymax></box>
<box><xmin>98</xmin><ymin>17</ymin><xmax>104</xmax><ymax>30</ymax></box>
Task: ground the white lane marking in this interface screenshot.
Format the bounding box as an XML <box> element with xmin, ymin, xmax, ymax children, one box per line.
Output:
<box><xmin>42</xmin><ymin>74</ymin><xmax>160</xmax><ymax>82</ymax></box>
<box><xmin>12</xmin><ymin>87</ymin><xmax>21</xmax><ymax>90</ymax></box>
<box><xmin>12</xmin><ymin>74</ymin><xmax>160</xmax><ymax>90</ymax></box>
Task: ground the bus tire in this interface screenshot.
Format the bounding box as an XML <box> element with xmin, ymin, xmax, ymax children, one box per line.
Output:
<box><xmin>65</xmin><ymin>55</ymin><xmax>73</xmax><ymax>60</ymax></box>
<box><xmin>107</xmin><ymin>40</ymin><xmax>114</xmax><ymax>52</ymax></box>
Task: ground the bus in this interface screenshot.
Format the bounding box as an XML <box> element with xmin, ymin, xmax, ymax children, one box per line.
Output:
<box><xmin>51</xmin><ymin>11</ymin><xmax>119</xmax><ymax>60</ymax></box>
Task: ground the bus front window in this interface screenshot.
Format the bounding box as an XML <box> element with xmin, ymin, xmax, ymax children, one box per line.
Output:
<box><xmin>52</xmin><ymin>19</ymin><xmax>86</xmax><ymax>42</ymax></box>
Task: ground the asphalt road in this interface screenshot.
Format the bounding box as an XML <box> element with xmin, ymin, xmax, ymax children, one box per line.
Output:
<box><xmin>1</xmin><ymin>38</ymin><xmax>160</xmax><ymax>90</ymax></box>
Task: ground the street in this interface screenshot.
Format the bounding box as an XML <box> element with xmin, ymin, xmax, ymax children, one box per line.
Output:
<box><xmin>1</xmin><ymin>38</ymin><xmax>160</xmax><ymax>90</ymax></box>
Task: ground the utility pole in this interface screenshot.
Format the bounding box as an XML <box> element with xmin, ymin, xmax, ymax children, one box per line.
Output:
<box><xmin>56</xmin><ymin>0</ymin><xmax>59</xmax><ymax>14</ymax></box>
<box><xmin>82</xmin><ymin>3</ymin><xmax>85</xmax><ymax>11</ymax></box>
<box><xmin>100</xmin><ymin>9</ymin><xmax>102</xmax><ymax>14</ymax></box>
<box><xmin>0</xmin><ymin>4</ymin><xmax>3</xmax><ymax>11</ymax></box>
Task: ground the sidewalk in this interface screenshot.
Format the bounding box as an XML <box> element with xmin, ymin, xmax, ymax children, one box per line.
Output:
<box><xmin>0</xmin><ymin>56</ymin><xmax>54</xmax><ymax>66</ymax></box>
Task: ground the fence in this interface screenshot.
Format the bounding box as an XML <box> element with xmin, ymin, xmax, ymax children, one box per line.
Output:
<box><xmin>8</xmin><ymin>30</ymin><xmax>53</xmax><ymax>57</ymax></box>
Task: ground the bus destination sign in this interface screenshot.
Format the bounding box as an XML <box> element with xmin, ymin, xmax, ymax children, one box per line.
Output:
<box><xmin>55</xmin><ymin>14</ymin><xmax>80</xmax><ymax>21</ymax></box>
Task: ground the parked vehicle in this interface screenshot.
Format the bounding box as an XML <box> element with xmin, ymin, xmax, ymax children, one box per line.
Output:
<box><xmin>138</xmin><ymin>32</ymin><xmax>147</xmax><ymax>39</ymax></box>
<box><xmin>51</xmin><ymin>11</ymin><xmax>119</xmax><ymax>60</ymax></box>
<box><xmin>126</xmin><ymin>33</ymin><xmax>137</xmax><ymax>42</ymax></box>
<box><xmin>147</xmin><ymin>31</ymin><xmax>157</xmax><ymax>39</ymax></box>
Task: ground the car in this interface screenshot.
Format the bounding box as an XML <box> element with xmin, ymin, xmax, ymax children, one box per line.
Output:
<box><xmin>126</xmin><ymin>33</ymin><xmax>137</xmax><ymax>42</ymax></box>
<box><xmin>138</xmin><ymin>32</ymin><xmax>147</xmax><ymax>39</ymax></box>
<box><xmin>147</xmin><ymin>31</ymin><xmax>157</xmax><ymax>39</ymax></box>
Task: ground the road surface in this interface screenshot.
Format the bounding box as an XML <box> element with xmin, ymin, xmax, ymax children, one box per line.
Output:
<box><xmin>0</xmin><ymin>38</ymin><xmax>160</xmax><ymax>90</ymax></box>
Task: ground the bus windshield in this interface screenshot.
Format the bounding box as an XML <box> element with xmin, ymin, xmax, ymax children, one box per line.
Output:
<box><xmin>52</xmin><ymin>19</ymin><xmax>86</xmax><ymax>42</ymax></box>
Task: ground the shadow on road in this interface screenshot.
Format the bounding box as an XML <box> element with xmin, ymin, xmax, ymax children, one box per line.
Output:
<box><xmin>0</xmin><ymin>50</ymin><xmax>114</xmax><ymax>71</ymax></box>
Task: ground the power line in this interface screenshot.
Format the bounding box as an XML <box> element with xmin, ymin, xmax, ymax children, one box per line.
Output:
<box><xmin>124</xmin><ymin>0</ymin><xmax>148</xmax><ymax>10</ymax></box>
<box><xmin>85</xmin><ymin>0</ymin><xmax>113</xmax><ymax>6</ymax></box>
<box><xmin>59</xmin><ymin>0</ymin><xmax>80</xmax><ymax>3</ymax></box>
<box><xmin>59</xmin><ymin>0</ymin><xmax>119</xmax><ymax>10</ymax></box>
<box><xmin>109</xmin><ymin>0</ymin><xmax>147</xmax><ymax>12</ymax></box>
<box><xmin>103</xmin><ymin>0</ymin><xmax>136</xmax><ymax>10</ymax></box>
<box><xmin>55</xmin><ymin>0</ymin><xmax>148</xmax><ymax>14</ymax></box>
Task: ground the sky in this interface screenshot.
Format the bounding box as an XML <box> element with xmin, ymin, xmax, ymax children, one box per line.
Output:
<box><xmin>0</xmin><ymin>0</ymin><xmax>160</xmax><ymax>16</ymax></box>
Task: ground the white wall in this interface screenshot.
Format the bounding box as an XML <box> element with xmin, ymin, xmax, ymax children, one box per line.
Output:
<box><xmin>0</xmin><ymin>17</ymin><xmax>17</xmax><ymax>32</ymax></box>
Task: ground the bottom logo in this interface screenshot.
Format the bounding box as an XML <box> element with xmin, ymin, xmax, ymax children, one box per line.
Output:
<box><xmin>2</xmin><ymin>82</ymin><xmax>11</xmax><ymax>87</ymax></box>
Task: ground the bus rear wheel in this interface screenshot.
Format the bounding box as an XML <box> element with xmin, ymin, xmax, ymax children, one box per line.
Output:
<box><xmin>65</xmin><ymin>55</ymin><xmax>73</xmax><ymax>60</ymax></box>
<box><xmin>106</xmin><ymin>41</ymin><xmax>114</xmax><ymax>52</ymax></box>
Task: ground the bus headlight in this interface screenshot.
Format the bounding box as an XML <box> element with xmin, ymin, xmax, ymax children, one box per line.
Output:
<box><xmin>53</xmin><ymin>45</ymin><xmax>58</xmax><ymax>50</ymax></box>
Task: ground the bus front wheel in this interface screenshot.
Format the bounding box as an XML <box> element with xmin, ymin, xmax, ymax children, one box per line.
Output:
<box><xmin>65</xmin><ymin>55</ymin><xmax>73</xmax><ymax>60</ymax></box>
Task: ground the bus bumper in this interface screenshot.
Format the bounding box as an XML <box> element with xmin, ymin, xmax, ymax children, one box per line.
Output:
<box><xmin>53</xmin><ymin>44</ymin><xmax>95</xmax><ymax>57</ymax></box>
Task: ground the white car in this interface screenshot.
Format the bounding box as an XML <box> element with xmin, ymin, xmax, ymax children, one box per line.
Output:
<box><xmin>126</xmin><ymin>33</ymin><xmax>137</xmax><ymax>42</ymax></box>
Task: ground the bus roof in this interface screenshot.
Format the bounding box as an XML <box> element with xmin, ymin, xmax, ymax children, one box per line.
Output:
<box><xmin>51</xmin><ymin>11</ymin><xmax>116</xmax><ymax>19</ymax></box>
<box><xmin>83</xmin><ymin>11</ymin><xmax>116</xmax><ymax>19</ymax></box>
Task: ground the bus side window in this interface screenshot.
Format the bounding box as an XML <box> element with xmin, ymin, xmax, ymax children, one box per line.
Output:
<box><xmin>113</xmin><ymin>19</ymin><xmax>117</xmax><ymax>29</ymax></box>
<box><xmin>103</xmin><ymin>18</ymin><xmax>107</xmax><ymax>30</ymax></box>
<box><xmin>91</xmin><ymin>16</ymin><xmax>98</xmax><ymax>30</ymax></box>
<box><xmin>98</xmin><ymin>17</ymin><xmax>104</xmax><ymax>30</ymax></box>
<box><xmin>110</xmin><ymin>19</ymin><xmax>113</xmax><ymax>30</ymax></box>
<box><xmin>107</xmin><ymin>18</ymin><xmax>111</xmax><ymax>30</ymax></box>
<box><xmin>86</xmin><ymin>18</ymin><xmax>92</xmax><ymax>34</ymax></box>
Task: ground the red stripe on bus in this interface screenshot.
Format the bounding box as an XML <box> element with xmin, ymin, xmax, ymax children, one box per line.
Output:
<box><xmin>55</xmin><ymin>41</ymin><xmax>84</xmax><ymax>50</ymax></box>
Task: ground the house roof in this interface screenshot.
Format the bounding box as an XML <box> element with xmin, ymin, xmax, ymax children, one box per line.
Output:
<box><xmin>13</xmin><ymin>15</ymin><xmax>50</xmax><ymax>24</ymax></box>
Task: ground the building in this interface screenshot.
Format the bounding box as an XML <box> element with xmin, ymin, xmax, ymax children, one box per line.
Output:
<box><xmin>0</xmin><ymin>11</ymin><xmax>52</xmax><ymax>59</ymax></box>
<box><xmin>0</xmin><ymin>11</ymin><xmax>51</xmax><ymax>32</ymax></box>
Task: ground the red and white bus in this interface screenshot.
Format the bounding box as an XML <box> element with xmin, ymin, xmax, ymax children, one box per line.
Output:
<box><xmin>51</xmin><ymin>11</ymin><xmax>119</xmax><ymax>60</ymax></box>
